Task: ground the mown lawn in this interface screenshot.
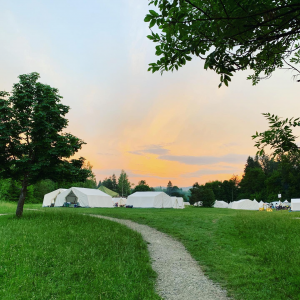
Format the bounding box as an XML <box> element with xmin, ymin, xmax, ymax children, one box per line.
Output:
<box><xmin>64</xmin><ymin>206</ymin><xmax>300</xmax><ymax>300</ymax></box>
<box><xmin>0</xmin><ymin>205</ymin><xmax>160</xmax><ymax>300</ymax></box>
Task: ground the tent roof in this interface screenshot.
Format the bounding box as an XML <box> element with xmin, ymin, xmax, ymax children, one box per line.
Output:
<box><xmin>98</xmin><ymin>185</ymin><xmax>119</xmax><ymax>197</ymax></box>
<box><xmin>130</xmin><ymin>192</ymin><xmax>166</xmax><ymax>197</ymax></box>
<box><xmin>72</xmin><ymin>187</ymin><xmax>110</xmax><ymax>196</ymax></box>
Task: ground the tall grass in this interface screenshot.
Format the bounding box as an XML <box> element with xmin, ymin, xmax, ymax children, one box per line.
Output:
<box><xmin>0</xmin><ymin>210</ymin><xmax>160</xmax><ymax>300</ymax></box>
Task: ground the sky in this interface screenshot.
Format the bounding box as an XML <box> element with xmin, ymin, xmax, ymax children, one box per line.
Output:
<box><xmin>1</xmin><ymin>0</ymin><xmax>299</xmax><ymax>187</ymax></box>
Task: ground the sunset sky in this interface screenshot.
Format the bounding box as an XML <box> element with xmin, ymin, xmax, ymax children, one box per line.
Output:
<box><xmin>1</xmin><ymin>0</ymin><xmax>299</xmax><ymax>187</ymax></box>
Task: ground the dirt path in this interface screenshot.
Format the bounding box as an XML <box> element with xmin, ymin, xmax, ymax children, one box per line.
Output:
<box><xmin>91</xmin><ymin>215</ymin><xmax>229</xmax><ymax>300</ymax></box>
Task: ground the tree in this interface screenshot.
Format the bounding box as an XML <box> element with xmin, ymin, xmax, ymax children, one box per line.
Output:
<box><xmin>111</xmin><ymin>174</ymin><xmax>118</xmax><ymax>192</ymax></box>
<box><xmin>189</xmin><ymin>182</ymin><xmax>215</xmax><ymax>207</ymax></box>
<box><xmin>239</xmin><ymin>167</ymin><xmax>266</xmax><ymax>199</ymax></box>
<box><xmin>133</xmin><ymin>180</ymin><xmax>152</xmax><ymax>192</ymax></box>
<box><xmin>117</xmin><ymin>170</ymin><xmax>131</xmax><ymax>197</ymax></box>
<box><xmin>166</xmin><ymin>180</ymin><xmax>173</xmax><ymax>195</ymax></box>
<box><xmin>201</xmin><ymin>188</ymin><xmax>215</xmax><ymax>207</ymax></box>
<box><xmin>0</xmin><ymin>73</ymin><xmax>87</xmax><ymax>217</ymax></box>
<box><xmin>252</xmin><ymin>113</ymin><xmax>300</xmax><ymax>159</ymax></box>
<box><xmin>82</xmin><ymin>161</ymin><xmax>96</xmax><ymax>185</ymax></box>
<box><xmin>102</xmin><ymin>177</ymin><xmax>114</xmax><ymax>190</ymax></box>
<box><xmin>145</xmin><ymin>0</ymin><xmax>300</xmax><ymax>86</ymax></box>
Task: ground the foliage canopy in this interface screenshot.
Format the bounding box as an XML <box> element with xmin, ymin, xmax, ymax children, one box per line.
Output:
<box><xmin>145</xmin><ymin>0</ymin><xmax>300</xmax><ymax>86</ymax></box>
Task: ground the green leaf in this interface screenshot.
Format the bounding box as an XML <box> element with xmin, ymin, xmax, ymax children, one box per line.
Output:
<box><xmin>149</xmin><ymin>10</ymin><xmax>159</xmax><ymax>17</ymax></box>
<box><xmin>144</xmin><ymin>15</ymin><xmax>152</xmax><ymax>22</ymax></box>
<box><xmin>149</xmin><ymin>19</ymin><xmax>156</xmax><ymax>28</ymax></box>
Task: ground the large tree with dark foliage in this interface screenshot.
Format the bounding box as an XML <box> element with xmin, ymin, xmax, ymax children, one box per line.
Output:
<box><xmin>189</xmin><ymin>183</ymin><xmax>215</xmax><ymax>207</ymax></box>
<box><xmin>145</xmin><ymin>0</ymin><xmax>300</xmax><ymax>86</ymax></box>
<box><xmin>132</xmin><ymin>180</ymin><xmax>152</xmax><ymax>192</ymax></box>
<box><xmin>0</xmin><ymin>73</ymin><xmax>89</xmax><ymax>217</ymax></box>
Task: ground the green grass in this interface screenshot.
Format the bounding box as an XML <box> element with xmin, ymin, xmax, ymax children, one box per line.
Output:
<box><xmin>0</xmin><ymin>208</ymin><xmax>160</xmax><ymax>300</ymax></box>
<box><xmin>57</xmin><ymin>206</ymin><xmax>300</xmax><ymax>300</ymax></box>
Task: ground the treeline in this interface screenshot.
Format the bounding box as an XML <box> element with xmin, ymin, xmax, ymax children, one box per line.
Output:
<box><xmin>190</xmin><ymin>154</ymin><xmax>300</xmax><ymax>206</ymax></box>
<box><xmin>0</xmin><ymin>160</ymin><xmax>97</xmax><ymax>204</ymax></box>
<box><xmin>0</xmin><ymin>178</ymin><xmax>97</xmax><ymax>204</ymax></box>
<box><xmin>100</xmin><ymin>173</ymin><xmax>189</xmax><ymax>200</ymax></box>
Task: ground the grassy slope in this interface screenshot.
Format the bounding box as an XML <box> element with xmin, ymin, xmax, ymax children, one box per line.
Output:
<box><xmin>0</xmin><ymin>205</ymin><xmax>160</xmax><ymax>300</ymax></box>
<box><xmin>66</xmin><ymin>206</ymin><xmax>300</xmax><ymax>300</ymax></box>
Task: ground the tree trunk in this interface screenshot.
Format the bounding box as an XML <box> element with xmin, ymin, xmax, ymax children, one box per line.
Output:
<box><xmin>16</xmin><ymin>176</ymin><xmax>28</xmax><ymax>217</ymax></box>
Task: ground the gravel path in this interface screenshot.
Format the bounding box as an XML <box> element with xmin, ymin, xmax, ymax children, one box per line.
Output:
<box><xmin>90</xmin><ymin>215</ymin><xmax>229</xmax><ymax>300</ymax></box>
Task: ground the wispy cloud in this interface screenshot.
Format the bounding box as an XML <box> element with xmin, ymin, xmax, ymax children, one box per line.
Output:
<box><xmin>158</xmin><ymin>154</ymin><xmax>248</xmax><ymax>165</ymax></box>
<box><xmin>182</xmin><ymin>168</ymin><xmax>241</xmax><ymax>178</ymax></box>
<box><xmin>129</xmin><ymin>144</ymin><xmax>170</xmax><ymax>156</ymax></box>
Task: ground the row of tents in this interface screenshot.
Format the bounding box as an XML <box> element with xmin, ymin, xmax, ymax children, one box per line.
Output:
<box><xmin>42</xmin><ymin>189</ymin><xmax>185</xmax><ymax>209</ymax></box>
<box><xmin>214</xmin><ymin>199</ymin><xmax>262</xmax><ymax>210</ymax></box>
<box><xmin>214</xmin><ymin>199</ymin><xmax>300</xmax><ymax>210</ymax></box>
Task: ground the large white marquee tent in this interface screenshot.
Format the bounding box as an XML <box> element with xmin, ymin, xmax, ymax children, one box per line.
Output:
<box><xmin>171</xmin><ymin>197</ymin><xmax>184</xmax><ymax>209</ymax></box>
<box><xmin>126</xmin><ymin>192</ymin><xmax>172</xmax><ymax>208</ymax></box>
<box><xmin>291</xmin><ymin>199</ymin><xmax>300</xmax><ymax>211</ymax></box>
<box><xmin>229</xmin><ymin>199</ymin><xmax>259</xmax><ymax>210</ymax></box>
<box><xmin>42</xmin><ymin>188</ymin><xmax>66</xmax><ymax>207</ymax></box>
<box><xmin>214</xmin><ymin>200</ymin><xmax>229</xmax><ymax>208</ymax></box>
<box><xmin>54</xmin><ymin>187</ymin><xmax>113</xmax><ymax>208</ymax></box>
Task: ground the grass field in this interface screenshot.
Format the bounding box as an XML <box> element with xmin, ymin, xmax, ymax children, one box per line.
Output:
<box><xmin>73</xmin><ymin>206</ymin><xmax>300</xmax><ymax>300</ymax></box>
<box><xmin>0</xmin><ymin>205</ymin><xmax>160</xmax><ymax>300</ymax></box>
<box><xmin>2</xmin><ymin>203</ymin><xmax>300</xmax><ymax>300</ymax></box>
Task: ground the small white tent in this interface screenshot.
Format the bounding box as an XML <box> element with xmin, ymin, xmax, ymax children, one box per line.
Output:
<box><xmin>231</xmin><ymin>199</ymin><xmax>259</xmax><ymax>210</ymax></box>
<box><xmin>42</xmin><ymin>189</ymin><xmax>67</xmax><ymax>207</ymax></box>
<box><xmin>214</xmin><ymin>200</ymin><xmax>229</xmax><ymax>208</ymax></box>
<box><xmin>171</xmin><ymin>197</ymin><xmax>184</xmax><ymax>209</ymax></box>
<box><xmin>291</xmin><ymin>199</ymin><xmax>300</xmax><ymax>211</ymax></box>
<box><xmin>258</xmin><ymin>201</ymin><xmax>264</xmax><ymax>208</ymax></box>
<box><xmin>55</xmin><ymin>187</ymin><xmax>113</xmax><ymax>208</ymax></box>
<box><xmin>112</xmin><ymin>198</ymin><xmax>127</xmax><ymax>206</ymax></box>
<box><xmin>184</xmin><ymin>202</ymin><xmax>190</xmax><ymax>206</ymax></box>
<box><xmin>126</xmin><ymin>192</ymin><xmax>172</xmax><ymax>208</ymax></box>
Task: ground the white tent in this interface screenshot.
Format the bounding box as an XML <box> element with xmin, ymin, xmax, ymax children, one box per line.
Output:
<box><xmin>231</xmin><ymin>199</ymin><xmax>259</xmax><ymax>210</ymax></box>
<box><xmin>258</xmin><ymin>201</ymin><xmax>264</xmax><ymax>208</ymax></box>
<box><xmin>55</xmin><ymin>187</ymin><xmax>113</xmax><ymax>208</ymax></box>
<box><xmin>183</xmin><ymin>202</ymin><xmax>190</xmax><ymax>206</ymax></box>
<box><xmin>42</xmin><ymin>189</ymin><xmax>67</xmax><ymax>207</ymax></box>
<box><xmin>291</xmin><ymin>199</ymin><xmax>300</xmax><ymax>211</ymax></box>
<box><xmin>214</xmin><ymin>200</ymin><xmax>229</xmax><ymax>208</ymax></box>
<box><xmin>112</xmin><ymin>198</ymin><xmax>127</xmax><ymax>206</ymax></box>
<box><xmin>228</xmin><ymin>202</ymin><xmax>234</xmax><ymax>209</ymax></box>
<box><xmin>283</xmin><ymin>200</ymin><xmax>291</xmax><ymax>206</ymax></box>
<box><xmin>171</xmin><ymin>197</ymin><xmax>184</xmax><ymax>209</ymax></box>
<box><xmin>126</xmin><ymin>192</ymin><xmax>172</xmax><ymax>208</ymax></box>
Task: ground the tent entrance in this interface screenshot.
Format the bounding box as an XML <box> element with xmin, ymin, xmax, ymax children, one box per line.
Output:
<box><xmin>65</xmin><ymin>191</ymin><xmax>78</xmax><ymax>205</ymax></box>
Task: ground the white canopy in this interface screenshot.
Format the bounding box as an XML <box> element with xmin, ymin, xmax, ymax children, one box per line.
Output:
<box><xmin>214</xmin><ymin>200</ymin><xmax>228</xmax><ymax>208</ymax></box>
<box><xmin>228</xmin><ymin>202</ymin><xmax>234</xmax><ymax>209</ymax></box>
<box><xmin>183</xmin><ymin>202</ymin><xmax>190</xmax><ymax>206</ymax></box>
<box><xmin>55</xmin><ymin>187</ymin><xmax>113</xmax><ymax>208</ymax></box>
<box><xmin>126</xmin><ymin>192</ymin><xmax>172</xmax><ymax>208</ymax></box>
<box><xmin>230</xmin><ymin>199</ymin><xmax>259</xmax><ymax>210</ymax></box>
<box><xmin>171</xmin><ymin>197</ymin><xmax>184</xmax><ymax>209</ymax></box>
<box><xmin>291</xmin><ymin>199</ymin><xmax>300</xmax><ymax>211</ymax></box>
<box><xmin>42</xmin><ymin>189</ymin><xmax>67</xmax><ymax>207</ymax></box>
